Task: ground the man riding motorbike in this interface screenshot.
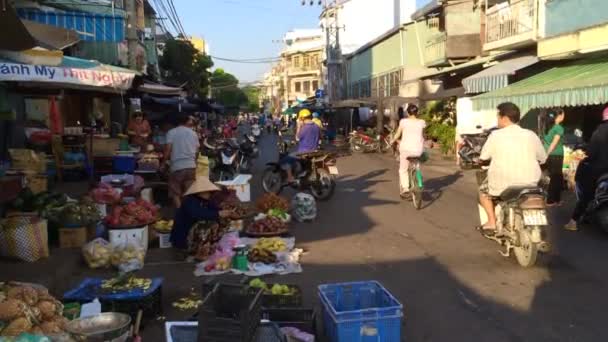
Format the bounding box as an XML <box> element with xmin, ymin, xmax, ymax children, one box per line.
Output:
<box><xmin>565</xmin><ymin>106</ymin><xmax>608</xmax><ymax>231</ymax></box>
<box><xmin>477</xmin><ymin>102</ymin><xmax>548</xmax><ymax>234</ymax></box>
<box><xmin>281</xmin><ymin>109</ymin><xmax>321</xmax><ymax>183</ymax></box>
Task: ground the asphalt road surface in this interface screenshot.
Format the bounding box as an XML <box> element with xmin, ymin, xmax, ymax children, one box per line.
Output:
<box><xmin>3</xmin><ymin>133</ymin><xmax>608</xmax><ymax>341</ymax></box>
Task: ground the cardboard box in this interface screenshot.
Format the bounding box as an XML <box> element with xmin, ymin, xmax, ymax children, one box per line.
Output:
<box><xmin>59</xmin><ymin>227</ymin><xmax>87</xmax><ymax>248</ymax></box>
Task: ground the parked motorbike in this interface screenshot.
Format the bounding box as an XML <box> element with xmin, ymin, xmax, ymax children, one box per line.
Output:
<box><xmin>458</xmin><ymin>126</ymin><xmax>495</xmax><ymax>169</ymax></box>
<box><xmin>477</xmin><ymin>169</ymin><xmax>550</xmax><ymax>267</ymax></box>
<box><xmin>349</xmin><ymin>127</ymin><xmax>393</xmax><ymax>154</ymax></box>
<box><xmin>209</xmin><ymin>136</ymin><xmax>258</xmax><ymax>181</ymax></box>
<box><xmin>262</xmin><ymin>131</ymin><xmax>338</xmax><ymax>200</ymax></box>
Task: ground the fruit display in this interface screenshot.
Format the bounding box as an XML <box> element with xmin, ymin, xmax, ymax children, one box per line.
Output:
<box><xmin>256</xmin><ymin>193</ymin><xmax>289</xmax><ymax>213</ymax></box>
<box><xmin>91</xmin><ymin>183</ymin><xmax>121</xmax><ymax>205</ymax></box>
<box><xmin>105</xmin><ymin>198</ymin><xmax>158</xmax><ymax>227</ymax></box>
<box><xmin>254</xmin><ymin>238</ymin><xmax>288</xmax><ymax>252</ymax></box>
<box><xmin>267</xmin><ymin>208</ymin><xmax>289</xmax><ymax>222</ymax></box>
<box><xmin>82</xmin><ymin>238</ymin><xmax>112</xmax><ymax>269</ymax></box>
<box><xmin>190</xmin><ymin>222</ymin><xmax>228</xmax><ymax>261</ymax></box>
<box><xmin>172</xmin><ymin>292</ymin><xmax>202</xmax><ymax>311</ymax></box>
<box><xmin>203</xmin><ymin>256</ymin><xmax>232</xmax><ymax>272</ymax></box>
<box><xmin>220</xmin><ymin>197</ymin><xmax>254</xmax><ymax>219</ymax></box>
<box><xmin>0</xmin><ymin>282</ymin><xmax>68</xmax><ymax>337</ymax></box>
<box><xmin>247</xmin><ymin>248</ymin><xmax>277</xmax><ymax>264</ymax></box>
<box><xmin>55</xmin><ymin>198</ymin><xmax>103</xmax><ymax>227</ymax></box>
<box><xmin>248</xmin><ymin>279</ymin><xmax>298</xmax><ymax>296</ymax></box>
<box><xmin>246</xmin><ymin>216</ymin><xmax>288</xmax><ymax>236</ymax></box>
<box><xmin>209</xmin><ymin>188</ymin><xmax>239</xmax><ymax>207</ymax></box>
<box><xmin>153</xmin><ymin>219</ymin><xmax>174</xmax><ymax>233</ymax></box>
<box><xmin>101</xmin><ymin>276</ymin><xmax>152</xmax><ymax>293</ymax></box>
<box><xmin>11</xmin><ymin>189</ymin><xmax>68</xmax><ymax>215</ymax></box>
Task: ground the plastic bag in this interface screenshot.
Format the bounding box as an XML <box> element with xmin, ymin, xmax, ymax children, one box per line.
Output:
<box><xmin>110</xmin><ymin>241</ymin><xmax>146</xmax><ymax>273</ymax></box>
<box><xmin>291</xmin><ymin>193</ymin><xmax>317</xmax><ymax>222</ymax></box>
<box><xmin>82</xmin><ymin>238</ymin><xmax>112</xmax><ymax>269</ymax></box>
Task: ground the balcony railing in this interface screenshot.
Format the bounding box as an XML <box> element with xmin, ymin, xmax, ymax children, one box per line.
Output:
<box><xmin>486</xmin><ymin>0</ymin><xmax>535</xmax><ymax>44</ymax></box>
<box><xmin>288</xmin><ymin>65</ymin><xmax>320</xmax><ymax>74</ymax></box>
<box><xmin>425</xmin><ymin>33</ymin><xmax>447</xmax><ymax>66</ymax></box>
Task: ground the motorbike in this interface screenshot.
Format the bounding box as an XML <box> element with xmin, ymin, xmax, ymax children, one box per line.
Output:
<box><xmin>349</xmin><ymin>127</ymin><xmax>393</xmax><ymax>154</ymax></box>
<box><xmin>477</xmin><ymin>168</ymin><xmax>550</xmax><ymax>267</ymax></box>
<box><xmin>209</xmin><ymin>135</ymin><xmax>258</xmax><ymax>181</ymax></box>
<box><xmin>252</xmin><ymin>124</ymin><xmax>262</xmax><ymax>139</ymax></box>
<box><xmin>262</xmin><ymin>130</ymin><xmax>338</xmax><ymax>201</ymax></box>
<box><xmin>458</xmin><ymin>126</ymin><xmax>495</xmax><ymax>169</ymax></box>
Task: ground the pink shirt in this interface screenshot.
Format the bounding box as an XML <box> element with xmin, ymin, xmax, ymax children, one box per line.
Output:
<box><xmin>399</xmin><ymin>118</ymin><xmax>426</xmax><ymax>154</ymax></box>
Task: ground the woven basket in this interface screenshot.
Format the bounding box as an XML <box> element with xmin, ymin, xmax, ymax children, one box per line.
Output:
<box><xmin>0</xmin><ymin>216</ymin><xmax>49</xmax><ymax>262</ymax></box>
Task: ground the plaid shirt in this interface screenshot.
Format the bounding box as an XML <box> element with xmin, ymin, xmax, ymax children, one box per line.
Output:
<box><xmin>480</xmin><ymin>124</ymin><xmax>548</xmax><ymax>196</ymax></box>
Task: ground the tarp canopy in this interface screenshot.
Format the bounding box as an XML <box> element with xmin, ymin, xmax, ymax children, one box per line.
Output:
<box><xmin>138</xmin><ymin>82</ymin><xmax>183</xmax><ymax>96</ymax></box>
<box><xmin>22</xmin><ymin>20</ymin><xmax>80</xmax><ymax>50</ymax></box>
<box><xmin>472</xmin><ymin>58</ymin><xmax>608</xmax><ymax>112</ymax></box>
<box><xmin>463</xmin><ymin>55</ymin><xmax>539</xmax><ymax>94</ymax></box>
<box><xmin>0</xmin><ymin>55</ymin><xmax>137</xmax><ymax>92</ymax></box>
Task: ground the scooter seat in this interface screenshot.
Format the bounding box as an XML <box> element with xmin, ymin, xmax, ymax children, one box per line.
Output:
<box><xmin>500</xmin><ymin>186</ymin><xmax>543</xmax><ymax>201</ymax></box>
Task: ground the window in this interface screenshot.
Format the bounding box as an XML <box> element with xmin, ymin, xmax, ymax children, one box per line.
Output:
<box><xmin>312</xmin><ymin>80</ymin><xmax>319</xmax><ymax>91</ymax></box>
<box><xmin>311</xmin><ymin>54</ymin><xmax>319</xmax><ymax>67</ymax></box>
<box><xmin>303</xmin><ymin>81</ymin><xmax>311</xmax><ymax>93</ymax></box>
<box><xmin>303</xmin><ymin>55</ymin><xmax>310</xmax><ymax>68</ymax></box>
<box><xmin>292</xmin><ymin>56</ymin><xmax>301</xmax><ymax>68</ymax></box>
<box><xmin>295</xmin><ymin>82</ymin><xmax>301</xmax><ymax>92</ymax></box>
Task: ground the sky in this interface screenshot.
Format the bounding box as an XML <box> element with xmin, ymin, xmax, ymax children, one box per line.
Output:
<box><xmin>171</xmin><ymin>0</ymin><xmax>431</xmax><ymax>84</ymax></box>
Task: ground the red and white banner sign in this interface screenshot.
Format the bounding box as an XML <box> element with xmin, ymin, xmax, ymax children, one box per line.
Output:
<box><xmin>0</xmin><ymin>62</ymin><xmax>135</xmax><ymax>91</ymax></box>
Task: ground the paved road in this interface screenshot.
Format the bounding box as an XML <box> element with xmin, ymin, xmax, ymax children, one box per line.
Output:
<box><xmin>3</xmin><ymin>133</ymin><xmax>608</xmax><ymax>341</ymax></box>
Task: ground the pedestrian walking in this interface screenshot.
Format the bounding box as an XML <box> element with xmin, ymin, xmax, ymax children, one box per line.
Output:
<box><xmin>544</xmin><ymin>109</ymin><xmax>566</xmax><ymax>206</ymax></box>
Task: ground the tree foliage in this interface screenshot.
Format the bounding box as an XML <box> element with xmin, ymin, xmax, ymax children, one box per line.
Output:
<box><xmin>210</xmin><ymin>69</ymin><xmax>248</xmax><ymax>112</ymax></box>
<box><xmin>242</xmin><ymin>86</ymin><xmax>261</xmax><ymax>112</ymax></box>
<box><xmin>159</xmin><ymin>39</ymin><xmax>213</xmax><ymax>97</ymax></box>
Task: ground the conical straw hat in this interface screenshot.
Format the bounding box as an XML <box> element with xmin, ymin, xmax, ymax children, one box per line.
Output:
<box><xmin>183</xmin><ymin>177</ymin><xmax>220</xmax><ymax>196</ymax></box>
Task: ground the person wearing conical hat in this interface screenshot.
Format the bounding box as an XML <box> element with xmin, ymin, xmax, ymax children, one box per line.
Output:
<box><xmin>170</xmin><ymin>177</ymin><xmax>233</xmax><ymax>250</ymax></box>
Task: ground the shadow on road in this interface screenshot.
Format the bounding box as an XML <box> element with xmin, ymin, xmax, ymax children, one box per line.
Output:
<box><xmin>421</xmin><ymin>171</ymin><xmax>463</xmax><ymax>209</ymax></box>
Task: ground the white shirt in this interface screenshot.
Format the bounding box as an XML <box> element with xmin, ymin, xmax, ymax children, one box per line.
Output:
<box><xmin>399</xmin><ymin>118</ymin><xmax>426</xmax><ymax>155</ymax></box>
<box><xmin>480</xmin><ymin>124</ymin><xmax>548</xmax><ymax>196</ymax></box>
<box><xmin>166</xmin><ymin>126</ymin><xmax>199</xmax><ymax>172</ymax></box>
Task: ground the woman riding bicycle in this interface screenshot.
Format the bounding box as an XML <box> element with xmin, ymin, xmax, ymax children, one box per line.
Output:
<box><xmin>391</xmin><ymin>104</ymin><xmax>426</xmax><ymax>197</ymax></box>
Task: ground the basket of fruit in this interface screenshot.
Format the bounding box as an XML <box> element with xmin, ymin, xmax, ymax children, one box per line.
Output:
<box><xmin>248</xmin><ymin>278</ymin><xmax>303</xmax><ymax>308</ymax></box>
<box><xmin>245</xmin><ymin>217</ymin><xmax>288</xmax><ymax>237</ymax></box>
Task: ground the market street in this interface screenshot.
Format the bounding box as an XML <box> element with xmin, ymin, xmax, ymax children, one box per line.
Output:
<box><xmin>5</xmin><ymin>134</ymin><xmax>608</xmax><ymax>341</ymax></box>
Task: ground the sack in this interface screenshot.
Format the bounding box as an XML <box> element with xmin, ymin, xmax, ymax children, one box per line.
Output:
<box><xmin>110</xmin><ymin>240</ymin><xmax>146</xmax><ymax>273</ymax></box>
<box><xmin>8</xmin><ymin>149</ymin><xmax>46</xmax><ymax>173</ymax></box>
<box><xmin>196</xmin><ymin>154</ymin><xmax>210</xmax><ymax>178</ymax></box>
<box><xmin>0</xmin><ymin>216</ymin><xmax>49</xmax><ymax>262</ymax></box>
<box><xmin>82</xmin><ymin>238</ymin><xmax>112</xmax><ymax>269</ymax></box>
<box><xmin>291</xmin><ymin>193</ymin><xmax>317</xmax><ymax>222</ymax></box>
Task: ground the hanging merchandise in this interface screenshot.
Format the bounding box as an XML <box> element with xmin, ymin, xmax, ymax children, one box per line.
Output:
<box><xmin>291</xmin><ymin>193</ymin><xmax>317</xmax><ymax>222</ymax></box>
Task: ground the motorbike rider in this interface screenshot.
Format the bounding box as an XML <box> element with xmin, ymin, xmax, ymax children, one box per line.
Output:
<box><xmin>281</xmin><ymin>109</ymin><xmax>321</xmax><ymax>183</ymax></box>
<box><xmin>477</xmin><ymin>102</ymin><xmax>548</xmax><ymax>234</ymax></box>
<box><xmin>565</xmin><ymin>106</ymin><xmax>608</xmax><ymax>231</ymax></box>
<box><xmin>390</xmin><ymin>104</ymin><xmax>426</xmax><ymax>197</ymax></box>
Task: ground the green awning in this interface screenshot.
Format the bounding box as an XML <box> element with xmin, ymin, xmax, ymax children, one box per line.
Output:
<box><xmin>472</xmin><ymin>58</ymin><xmax>608</xmax><ymax>112</ymax></box>
<box><xmin>463</xmin><ymin>55</ymin><xmax>539</xmax><ymax>94</ymax></box>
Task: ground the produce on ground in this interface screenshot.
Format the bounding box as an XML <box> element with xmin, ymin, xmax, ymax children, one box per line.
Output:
<box><xmin>56</xmin><ymin>198</ymin><xmax>102</xmax><ymax>227</ymax></box>
<box><xmin>190</xmin><ymin>222</ymin><xmax>227</xmax><ymax>261</ymax></box>
<box><xmin>203</xmin><ymin>256</ymin><xmax>232</xmax><ymax>272</ymax></box>
<box><xmin>153</xmin><ymin>219</ymin><xmax>174</xmax><ymax>233</ymax></box>
<box><xmin>10</xmin><ymin>189</ymin><xmax>68</xmax><ymax>217</ymax></box>
<box><xmin>110</xmin><ymin>244</ymin><xmax>146</xmax><ymax>269</ymax></box>
<box><xmin>91</xmin><ymin>183</ymin><xmax>121</xmax><ymax>205</ymax></box>
<box><xmin>254</xmin><ymin>238</ymin><xmax>287</xmax><ymax>252</ymax></box>
<box><xmin>101</xmin><ymin>276</ymin><xmax>151</xmax><ymax>292</ymax></box>
<box><xmin>267</xmin><ymin>208</ymin><xmax>289</xmax><ymax>222</ymax></box>
<box><xmin>0</xmin><ymin>283</ymin><xmax>67</xmax><ymax>337</ymax></box>
<box><xmin>247</xmin><ymin>216</ymin><xmax>288</xmax><ymax>235</ymax></box>
<box><xmin>247</xmin><ymin>248</ymin><xmax>277</xmax><ymax>264</ymax></box>
<box><xmin>82</xmin><ymin>238</ymin><xmax>112</xmax><ymax>269</ymax></box>
<box><xmin>172</xmin><ymin>292</ymin><xmax>202</xmax><ymax>311</ymax></box>
<box><xmin>256</xmin><ymin>193</ymin><xmax>289</xmax><ymax>213</ymax></box>
<box><xmin>105</xmin><ymin>198</ymin><xmax>158</xmax><ymax>227</ymax></box>
<box><xmin>248</xmin><ymin>279</ymin><xmax>297</xmax><ymax>296</ymax></box>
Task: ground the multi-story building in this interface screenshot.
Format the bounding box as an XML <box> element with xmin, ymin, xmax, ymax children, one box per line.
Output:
<box><xmin>278</xmin><ymin>29</ymin><xmax>324</xmax><ymax>107</ymax></box>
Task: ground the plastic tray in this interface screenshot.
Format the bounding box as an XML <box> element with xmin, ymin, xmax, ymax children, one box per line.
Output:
<box><xmin>63</xmin><ymin>277</ymin><xmax>163</xmax><ymax>302</ymax></box>
<box><xmin>318</xmin><ymin>281</ymin><xmax>402</xmax><ymax>342</ymax></box>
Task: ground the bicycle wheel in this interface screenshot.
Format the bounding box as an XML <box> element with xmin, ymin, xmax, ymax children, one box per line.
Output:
<box><xmin>410</xmin><ymin>168</ymin><xmax>422</xmax><ymax>210</ymax></box>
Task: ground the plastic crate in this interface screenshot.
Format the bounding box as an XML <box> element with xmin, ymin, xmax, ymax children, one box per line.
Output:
<box><xmin>198</xmin><ymin>283</ymin><xmax>263</xmax><ymax>342</ymax></box>
<box><xmin>318</xmin><ymin>281</ymin><xmax>403</xmax><ymax>342</ymax></box>
<box><xmin>262</xmin><ymin>308</ymin><xmax>317</xmax><ymax>337</ymax></box>
<box><xmin>253</xmin><ymin>285</ymin><xmax>303</xmax><ymax>308</ymax></box>
<box><xmin>113</xmin><ymin>156</ymin><xmax>136</xmax><ymax>173</ymax></box>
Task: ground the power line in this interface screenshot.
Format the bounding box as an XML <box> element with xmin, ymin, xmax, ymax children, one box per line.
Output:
<box><xmin>210</xmin><ymin>55</ymin><xmax>281</xmax><ymax>63</ymax></box>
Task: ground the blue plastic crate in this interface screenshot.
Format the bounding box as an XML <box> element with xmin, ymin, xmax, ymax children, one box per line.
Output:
<box><xmin>113</xmin><ymin>156</ymin><xmax>136</xmax><ymax>173</ymax></box>
<box><xmin>318</xmin><ymin>281</ymin><xmax>403</xmax><ymax>342</ymax></box>
<box><xmin>63</xmin><ymin>277</ymin><xmax>163</xmax><ymax>302</ymax></box>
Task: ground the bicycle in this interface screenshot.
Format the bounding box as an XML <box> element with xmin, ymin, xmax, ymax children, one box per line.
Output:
<box><xmin>407</xmin><ymin>156</ymin><xmax>424</xmax><ymax>210</ymax></box>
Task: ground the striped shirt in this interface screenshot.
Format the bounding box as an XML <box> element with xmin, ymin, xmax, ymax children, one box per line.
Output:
<box><xmin>480</xmin><ymin>124</ymin><xmax>548</xmax><ymax>196</ymax></box>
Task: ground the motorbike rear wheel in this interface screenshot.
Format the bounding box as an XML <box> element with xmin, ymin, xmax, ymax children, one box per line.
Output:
<box><xmin>513</xmin><ymin>216</ymin><xmax>539</xmax><ymax>267</ymax></box>
<box><xmin>262</xmin><ymin>167</ymin><xmax>283</xmax><ymax>194</ymax></box>
<box><xmin>310</xmin><ymin>170</ymin><xmax>335</xmax><ymax>201</ymax></box>
<box><xmin>350</xmin><ymin>137</ymin><xmax>365</xmax><ymax>153</ymax></box>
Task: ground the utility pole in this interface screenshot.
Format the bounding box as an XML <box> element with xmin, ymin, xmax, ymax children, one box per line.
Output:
<box><xmin>126</xmin><ymin>0</ymin><xmax>138</xmax><ymax>70</ymax></box>
<box><xmin>303</xmin><ymin>0</ymin><xmax>343</xmax><ymax>104</ymax></box>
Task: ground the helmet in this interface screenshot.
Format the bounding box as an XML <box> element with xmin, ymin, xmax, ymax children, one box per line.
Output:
<box><xmin>406</xmin><ymin>104</ymin><xmax>419</xmax><ymax>115</ymax></box>
<box><xmin>312</xmin><ymin>112</ymin><xmax>320</xmax><ymax>118</ymax></box>
<box><xmin>298</xmin><ymin>109</ymin><xmax>312</xmax><ymax>119</ymax></box>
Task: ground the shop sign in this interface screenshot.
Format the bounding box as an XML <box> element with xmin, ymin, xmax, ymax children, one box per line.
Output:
<box><xmin>0</xmin><ymin>62</ymin><xmax>135</xmax><ymax>90</ymax></box>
